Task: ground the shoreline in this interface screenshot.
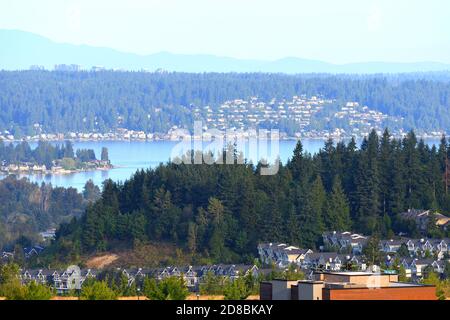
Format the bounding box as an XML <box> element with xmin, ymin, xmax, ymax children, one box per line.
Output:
<box><xmin>1</xmin><ymin>134</ymin><xmax>446</xmax><ymax>144</ymax></box>
<box><xmin>0</xmin><ymin>165</ymin><xmax>115</xmax><ymax>177</ymax></box>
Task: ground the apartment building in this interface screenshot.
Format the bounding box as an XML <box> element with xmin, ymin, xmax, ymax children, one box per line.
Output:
<box><xmin>260</xmin><ymin>271</ymin><xmax>436</xmax><ymax>300</ymax></box>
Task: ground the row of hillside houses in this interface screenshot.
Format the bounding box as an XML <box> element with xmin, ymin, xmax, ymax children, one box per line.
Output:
<box><xmin>257</xmin><ymin>242</ymin><xmax>448</xmax><ymax>279</ymax></box>
<box><xmin>322</xmin><ymin>231</ymin><xmax>449</xmax><ymax>259</ymax></box>
<box><xmin>1</xmin><ymin>246</ymin><xmax>45</xmax><ymax>262</ymax></box>
<box><xmin>18</xmin><ymin>264</ymin><xmax>260</xmax><ymax>294</ymax></box>
<box><xmin>322</xmin><ymin>231</ymin><xmax>368</xmax><ymax>254</ymax></box>
<box><xmin>20</xmin><ymin>267</ymin><xmax>96</xmax><ymax>293</ymax></box>
<box><xmin>257</xmin><ymin>243</ymin><xmax>369</xmax><ymax>271</ymax></box>
<box><xmin>386</xmin><ymin>257</ymin><xmax>447</xmax><ymax>278</ymax></box>
<box><xmin>379</xmin><ymin>238</ymin><xmax>449</xmax><ymax>259</ymax></box>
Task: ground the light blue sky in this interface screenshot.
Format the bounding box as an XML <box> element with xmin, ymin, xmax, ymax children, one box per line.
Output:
<box><xmin>1</xmin><ymin>0</ymin><xmax>449</xmax><ymax>64</ymax></box>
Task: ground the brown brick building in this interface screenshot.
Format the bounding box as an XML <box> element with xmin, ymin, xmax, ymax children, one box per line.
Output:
<box><xmin>260</xmin><ymin>272</ymin><xmax>436</xmax><ymax>300</ymax></box>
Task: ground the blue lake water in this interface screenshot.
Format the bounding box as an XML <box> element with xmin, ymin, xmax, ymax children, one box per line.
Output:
<box><xmin>1</xmin><ymin>138</ymin><xmax>442</xmax><ymax>191</ymax></box>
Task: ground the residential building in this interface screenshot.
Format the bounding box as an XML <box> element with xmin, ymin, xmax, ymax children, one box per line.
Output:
<box><xmin>258</xmin><ymin>243</ymin><xmax>314</xmax><ymax>267</ymax></box>
<box><xmin>400</xmin><ymin>209</ymin><xmax>450</xmax><ymax>231</ymax></box>
<box><xmin>260</xmin><ymin>271</ymin><xmax>436</xmax><ymax>300</ymax></box>
<box><xmin>322</xmin><ymin>231</ymin><xmax>368</xmax><ymax>254</ymax></box>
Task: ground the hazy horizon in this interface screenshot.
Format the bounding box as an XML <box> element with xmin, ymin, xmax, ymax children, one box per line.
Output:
<box><xmin>1</xmin><ymin>0</ymin><xmax>450</xmax><ymax>65</ymax></box>
<box><xmin>2</xmin><ymin>28</ymin><xmax>450</xmax><ymax>66</ymax></box>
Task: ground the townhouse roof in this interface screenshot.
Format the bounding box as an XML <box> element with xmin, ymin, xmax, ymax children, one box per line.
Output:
<box><xmin>304</xmin><ymin>252</ymin><xmax>350</xmax><ymax>262</ymax></box>
<box><xmin>413</xmin><ymin>259</ymin><xmax>435</xmax><ymax>266</ymax></box>
<box><xmin>283</xmin><ymin>248</ymin><xmax>313</xmax><ymax>255</ymax></box>
<box><xmin>380</xmin><ymin>239</ymin><xmax>406</xmax><ymax>246</ymax></box>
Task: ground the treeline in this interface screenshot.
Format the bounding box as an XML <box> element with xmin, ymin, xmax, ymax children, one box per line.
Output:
<box><xmin>49</xmin><ymin>130</ymin><xmax>450</xmax><ymax>264</ymax></box>
<box><xmin>0</xmin><ymin>177</ymin><xmax>100</xmax><ymax>251</ymax></box>
<box><xmin>1</xmin><ymin>71</ymin><xmax>450</xmax><ymax>135</ymax></box>
<box><xmin>0</xmin><ymin>140</ymin><xmax>98</xmax><ymax>169</ymax></box>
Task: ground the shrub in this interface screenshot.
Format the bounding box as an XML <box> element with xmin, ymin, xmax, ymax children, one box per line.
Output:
<box><xmin>80</xmin><ymin>281</ymin><xmax>118</xmax><ymax>300</ymax></box>
<box><xmin>223</xmin><ymin>278</ymin><xmax>250</xmax><ymax>300</ymax></box>
<box><xmin>143</xmin><ymin>277</ymin><xmax>189</xmax><ymax>300</ymax></box>
<box><xmin>24</xmin><ymin>282</ymin><xmax>54</xmax><ymax>300</ymax></box>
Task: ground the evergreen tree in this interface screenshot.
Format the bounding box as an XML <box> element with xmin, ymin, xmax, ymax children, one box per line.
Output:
<box><xmin>223</xmin><ymin>277</ymin><xmax>251</xmax><ymax>300</ymax></box>
<box><xmin>40</xmin><ymin>131</ymin><xmax>450</xmax><ymax>264</ymax></box>
<box><xmin>101</xmin><ymin>147</ymin><xmax>109</xmax><ymax>162</ymax></box>
<box><xmin>63</xmin><ymin>141</ymin><xmax>75</xmax><ymax>158</ymax></box>
<box><xmin>285</xmin><ymin>206</ymin><xmax>300</xmax><ymax>245</ymax></box>
<box><xmin>355</xmin><ymin>130</ymin><xmax>381</xmax><ymax>233</ymax></box>
<box><xmin>143</xmin><ymin>277</ymin><xmax>189</xmax><ymax>300</ymax></box>
<box><xmin>80</xmin><ymin>280</ymin><xmax>118</xmax><ymax>300</ymax></box>
<box><xmin>324</xmin><ymin>176</ymin><xmax>351</xmax><ymax>231</ymax></box>
<box><xmin>298</xmin><ymin>175</ymin><xmax>325</xmax><ymax>248</ymax></box>
<box><xmin>363</xmin><ymin>235</ymin><xmax>383</xmax><ymax>266</ymax></box>
<box><xmin>397</xmin><ymin>243</ymin><xmax>410</xmax><ymax>257</ymax></box>
<box><xmin>403</xmin><ymin>131</ymin><xmax>422</xmax><ymax>209</ymax></box>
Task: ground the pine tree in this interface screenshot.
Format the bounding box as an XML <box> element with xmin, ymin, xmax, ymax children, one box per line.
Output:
<box><xmin>285</xmin><ymin>206</ymin><xmax>300</xmax><ymax>245</ymax></box>
<box><xmin>325</xmin><ymin>176</ymin><xmax>351</xmax><ymax>231</ymax></box>
<box><xmin>187</xmin><ymin>222</ymin><xmax>197</xmax><ymax>253</ymax></box>
<box><xmin>379</xmin><ymin>129</ymin><xmax>393</xmax><ymax>216</ymax></box>
<box><xmin>207</xmin><ymin>197</ymin><xmax>225</xmax><ymax>225</ymax></box>
<box><xmin>63</xmin><ymin>141</ymin><xmax>74</xmax><ymax>158</ymax></box>
<box><xmin>298</xmin><ymin>175</ymin><xmax>325</xmax><ymax>248</ymax></box>
<box><xmin>101</xmin><ymin>147</ymin><xmax>109</xmax><ymax>162</ymax></box>
<box><xmin>403</xmin><ymin>131</ymin><xmax>421</xmax><ymax>209</ymax></box>
<box><xmin>82</xmin><ymin>204</ymin><xmax>104</xmax><ymax>251</ymax></box>
<box><xmin>129</xmin><ymin>210</ymin><xmax>147</xmax><ymax>242</ymax></box>
<box><xmin>319</xmin><ymin>138</ymin><xmax>336</xmax><ymax>191</ymax></box>
<box><xmin>363</xmin><ymin>234</ymin><xmax>383</xmax><ymax>266</ymax></box>
<box><xmin>289</xmin><ymin>140</ymin><xmax>304</xmax><ymax>181</ymax></box>
<box><xmin>388</xmin><ymin>140</ymin><xmax>406</xmax><ymax>215</ymax></box>
<box><xmin>355</xmin><ymin>130</ymin><xmax>381</xmax><ymax>233</ymax></box>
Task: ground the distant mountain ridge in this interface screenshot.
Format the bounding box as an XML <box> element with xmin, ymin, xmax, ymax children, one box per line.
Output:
<box><xmin>1</xmin><ymin>29</ymin><xmax>450</xmax><ymax>74</ymax></box>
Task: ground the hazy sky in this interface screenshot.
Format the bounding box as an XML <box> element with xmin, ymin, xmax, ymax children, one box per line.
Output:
<box><xmin>1</xmin><ymin>0</ymin><xmax>449</xmax><ymax>64</ymax></box>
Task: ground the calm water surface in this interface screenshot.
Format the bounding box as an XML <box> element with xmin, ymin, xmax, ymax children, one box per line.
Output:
<box><xmin>1</xmin><ymin>138</ymin><xmax>441</xmax><ymax>190</ymax></box>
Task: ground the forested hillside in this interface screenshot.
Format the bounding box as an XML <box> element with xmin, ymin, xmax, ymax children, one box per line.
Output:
<box><xmin>0</xmin><ymin>177</ymin><xmax>100</xmax><ymax>251</ymax></box>
<box><xmin>49</xmin><ymin>130</ymin><xmax>450</xmax><ymax>265</ymax></box>
<box><xmin>1</xmin><ymin>71</ymin><xmax>450</xmax><ymax>135</ymax></box>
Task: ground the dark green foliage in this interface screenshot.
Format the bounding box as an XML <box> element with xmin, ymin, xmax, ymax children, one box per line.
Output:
<box><xmin>75</xmin><ymin>149</ymin><xmax>96</xmax><ymax>162</ymax></box>
<box><xmin>80</xmin><ymin>280</ymin><xmax>118</xmax><ymax>300</ymax></box>
<box><xmin>96</xmin><ymin>270</ymin><xmax>137</xmax><ymax>297</ymax></box>
<box><xmin>83</xmin><ymin>179</ymin><xmax>101</xmax><ymax>203</ymax></box>
<box><xmin>444</xmin><ymin>261</ymin><xmax>450</xmax><ymax>280</ymax></box>
<box><xmin>0</xmin><ymin>263</ymin><xmax>53</xmax><ymax>300</ymax></box>
<box><xmin>397</xmin><ymin>244</ymin><xmax>410</xmax><ymax>257</ymax></box>
<box><xmin>0</xmin><ymin>140</ymin><xmax>98</xmax><ymax>169</ymax></box>
<box><xmin>324</xmin><ymin>176</ymin><xmax>352</xmax><ymax>232</ymax></box>
<box><xmin>363</xmin><ymin>235</ymin><xmax>383</xmax><ymax>266</ymax></box>
<box><xmin>298</xmin><ymin>175</ymin><xmax>326</xmax><ymax>248</ymax></box>
<box><xmin>24</xmin><ymin>281</ymin><xmax>54</xmax><ymax>300</ymax></box>
<box><xmin>199</xmin><ymin>272</ymin><xmax>226</xmax><ymax>295</ymax></box>
<box><xmin>48</xmin><ymin>131</ymin><xmax>450</xmax><ymax>263</ymax></box>
<box><xmin>1</xmin><ymin>71</ymin><xmax>450</xmax><ymax>134</ymax></box>
<box><xmin>223</xmin><ymin>277</ymin><xmax>251</xmax><ymax>300</ymax></box>
<box><xmin>142</xmin><ymin>276</ymin><xmax>189</xmax><ymax>300</ymax></box>
<box><xmin>284</xmin><ymin>264</ymin><xmax>306</xmax><ymax>281</ymax></box>
<box><xmin>0</xmin><ymin>176</ymin><xmax>86</xmax><ymax>251</ymax></box>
